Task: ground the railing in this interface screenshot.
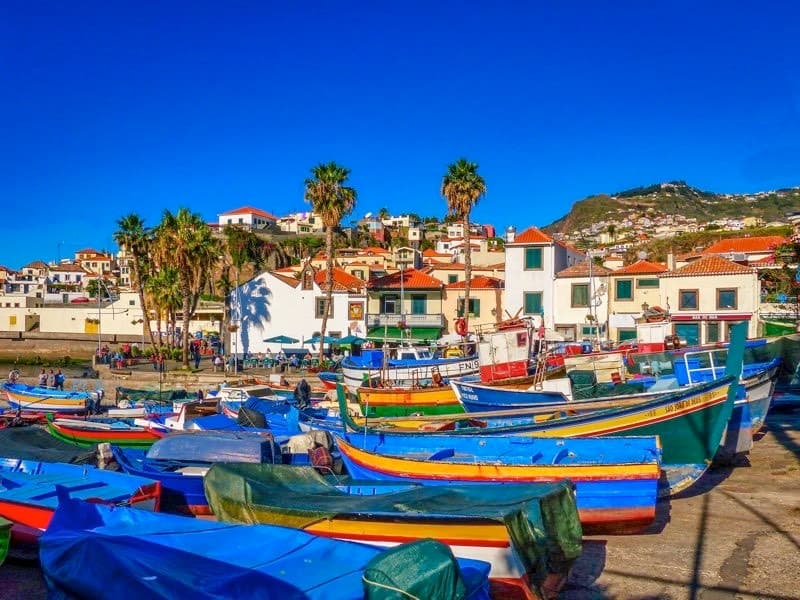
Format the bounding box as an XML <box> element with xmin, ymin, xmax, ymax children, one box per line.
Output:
<box><xmin>366</xmin><ymin>313</ymin><xmax>445</xmax><ymax>328</ymax></box>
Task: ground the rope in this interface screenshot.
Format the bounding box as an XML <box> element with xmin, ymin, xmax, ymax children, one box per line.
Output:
<box><xmin>360</xmin><ymin>576</ymin><xmax>421</xmax><ymax>600</ymax></box>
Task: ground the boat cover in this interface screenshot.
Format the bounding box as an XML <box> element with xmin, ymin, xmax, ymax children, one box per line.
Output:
<box><xmin>40</xmin><ymin>499</ymin><xmax>491</xmax><ymax>600</ymax></box>
<box><xmin>0</xmin><ymin>427</ymin><xmax>96</xmax><ymax>464</ymax></box>
<box><xmin>204</xmin><ymin>463</ymin><xmax>583</xmax><ymax>588</ymax></box>
<box><xmin>0</xmin><ymin>517</ymin><xmax>9</xmax><ymax>566</ymax></box>
<box><xmin>145</xmin><ymin>431</ymin><xmax>282</xmax><ymax>464</ymax></box>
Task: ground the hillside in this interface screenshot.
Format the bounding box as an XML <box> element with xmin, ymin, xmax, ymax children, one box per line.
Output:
<box><xmin>543</xmin><ymin>181</ymin><xmax>800</xmax><ymax>234</ymax></box>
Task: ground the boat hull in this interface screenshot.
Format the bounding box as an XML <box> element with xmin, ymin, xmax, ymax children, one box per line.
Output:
<box><xmin>46</xmin><ymin>419</ymin><xmax>160</xmax><ymax>448</ymax></box>
<box><xmin>342</xmin><ymin>356</ymin><xmax>480</xmax><ymax>393</ymax></box>
<box><xmin>3</xmin><ymin>383</ymin><xmax>88</xmax><ymax>414</ymax></box>
<box><xmin>358</xmin><ymin>385</ymin><xmax>463</xmax><ymax>417</ymax></box>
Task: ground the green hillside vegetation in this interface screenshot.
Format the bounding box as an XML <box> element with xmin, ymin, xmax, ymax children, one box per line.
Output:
<box><xmin>544</xmin><ymin>181</ymin><xmax>800</xmax><ymax>235</ymax></box>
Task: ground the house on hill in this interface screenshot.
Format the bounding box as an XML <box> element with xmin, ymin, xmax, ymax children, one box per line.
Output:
<box><xmin>701</xmin><ymin>235</ymin><xmax>788</xmax><ymax>265</ymax></box>
<box><xmin>218</xmin><ymin>206</ymin><xmax>278</xmax><ymax>230</ymax></box>
<box><xmin>607</xmin><ymin>259</ymin><xmax>668</xmax><ymax>342</ymax></box>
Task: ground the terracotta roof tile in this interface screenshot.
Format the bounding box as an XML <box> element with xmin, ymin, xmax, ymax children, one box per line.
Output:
<box><xmin>749</xmin><ymin>255</ymin><xmax>777</xmax><ymax>266</ymax></box>
<box><xmin>427</xmin><ymin>262</ymin><xmax>466</xmax><ymax>271</ymax></box>
<box><xmin>445</xmin><ymin>276</ymin><xmax>504</xmax><ymax>289</ymax></box>
<box><xmin>702</xmin><ymin>236</ymin><xmax>787</xmax><ymax>254</ymax></box>
<box><xmin>51</xmin><ymin>263</ymin><xmax>88</xmax><ymax>273</ymax></box>
<box><xmin>367</xmin><ymin>268</ymin><xmax>443</xmax><ymax>290</ymax></box>
<box><xmin>23</xmin><ymin>260</ymin><xmax>48</xmax><ymax>269</ymax></box>
<box><xmin>76</xmin><ymin>248</ymin><xmax>101</xmax><ymax>255</ymax></box>
<box><xmin>219</xmin><ymin>206</ymin><xmax>278</xmax><ymax>220</ymax></box>
<box><xmin>422</xmin><ymin>249</ymin><xmax>451</xmax><ymax>257</ymax></box>
<box><xmin>362</xmin><ymin>246</ymin><xmax>391</xmax><ymax>255</ymax></box>
<box><xmin>612</xmin><ymin>259</ymin><xmax>668</xmax><ymax>275</ymax></box>
<box><xmin>556</xmin><ymin>261</ymin><xmax>612</xmax><ymax>278</ymax></box>
<box><xmin>314</xmin><ymin>268</ymin><xmax>365</xmax><ymax>292</ymax></box>
<box><xmin>661</xmin><ymin>255</ymin><xmax>756</xmax><ymax>277</ymax></box>
<box><xmin>510</xmin><ymin>227</ymin><xmax>553</xmax><ymax>244</ymax></box>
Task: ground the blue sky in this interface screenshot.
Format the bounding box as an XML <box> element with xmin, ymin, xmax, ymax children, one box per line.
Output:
<box><xmin>2</xmin><ymin>1</ymin><xmax>799</xmax><ymax>268</ymax></box>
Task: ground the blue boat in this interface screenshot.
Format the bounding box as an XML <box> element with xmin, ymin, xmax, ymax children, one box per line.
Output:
<box><xmin>40</xmin><ymin>499</ymin><xmax>492</xmax><ymax>600</ymax></box>
<box><xmin>0</xmin><ymin>457</ymin><xmax>160</xmax><ymax>533</ymax></box>
<box><xmin>2</xmin><ymin>382</ymin><xmax>97</xmax><ymax>414</ymax></box>
<box><xmin>111</xmin><ymin>431</ymin><xmax>284</xmax><ymax>515</ymax></box>
<box><xmin>335</xmin><ymin>431</ymin><xmax>662</xmax><ymax>532</ymax></box>
<box><xmin>341</xmin><ymin>346</ymin><xmax>479</xmax><ymax>393</ymax></box>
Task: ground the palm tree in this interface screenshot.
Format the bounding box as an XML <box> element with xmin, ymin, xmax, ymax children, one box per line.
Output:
<box><xmin>114</xmin><ymin>214</ymin><xmax>157</xmax><ymax>348</ymax></box>
<box><xmin>304</xmin><ymin>162</ymin><xmax>357</xmax><ymax>362</ymax></box>
<box><xmin>153</xmin><ymin>208</ymin><xmax>221</xmax><ymax>368</ymax></box>
<box><xmin>441</xmin><ymin>158</ymin><xmax>486</xmax><ymax>331</ymax></box>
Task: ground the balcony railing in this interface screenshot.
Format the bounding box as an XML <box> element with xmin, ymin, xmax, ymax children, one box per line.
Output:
<box><xmin>367</xmin><ymin>313</ymin><xmax>445</xmax><ymax>328</ymax></box>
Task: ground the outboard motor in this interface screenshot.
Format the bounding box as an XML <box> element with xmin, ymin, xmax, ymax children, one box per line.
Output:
<box><xmin>293</xmin><ymin>378</ymin><xmax>311</xmax><ymax>410</ymax></box>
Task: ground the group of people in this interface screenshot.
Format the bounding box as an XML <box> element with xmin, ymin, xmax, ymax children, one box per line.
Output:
<box><xmin>37</xmin><ymin>368</ymin><xmax>66</xmax><ymax>390</ymax></box>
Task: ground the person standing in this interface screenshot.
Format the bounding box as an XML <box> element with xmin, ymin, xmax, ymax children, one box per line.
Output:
<box><xmin>194</xmin><ymin>345</ymin><xmax>201</xmax><ymax>369</ymax></box>
<box><xmin>38</xmin><ymin>368</ymin><xmax>48</xmax><ymax>387</ymax></box>
<box><xmin>55</xmin><ymin>369</ymin><xmax>65</xmax><ymax>391</ymax></box>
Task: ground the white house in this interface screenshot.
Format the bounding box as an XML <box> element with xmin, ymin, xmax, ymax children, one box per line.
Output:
<box><xmin>218</xmin><ymin>206</ymin><xmax>278</xmax><ymax>230</ymax></box>
<box><xmin>659</xmin><ymin>255</ymin><xmax>760</xmax><ymax>344</ymax></box>
<box><xmin>276</xmin><ymin>211</ymin><xmax>324</xmax><ymax>234</ymax></box>
<box><xmin>553</xmin><ymin>261</ymin><xmax>611</xmax><ymax>342</ymax></box>
<box><xmin>503</xmin><ymin>226</ymin><xmax>584</xmax><ymax>330</ymax></box>
<box><xmin>38</xmin><ymin>292</ymin><xmax>147</xmax><ymax>337</ymax></box>
<box><xmin>230</xmin><ymin>264</ymin><xmax>366</xmax><ymax>356</ymax></box>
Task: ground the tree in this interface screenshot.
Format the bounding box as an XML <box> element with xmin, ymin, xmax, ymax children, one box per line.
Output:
<box><xmin>441</xmin><ymin>158</ymin><xmax>486</xmax><ymax>331</ymax></box>
<box><xmin>114</xmin><ymin>214</ymin><xmax>157</xmax><ymax>348</ymax></box>
<box><xmin>153</xmin><ymin>208</ymin><xmax>221</xmax><ymax>368</ymax></box>
<box><xmin>304</xmin><ymin>162</ymin><xmax>357</xmax><ymax>362</ymax></box>
<box><xmin>378</xmin><ymin>207</ymin><xmax>389</xmax><ymax>220</ymax></box>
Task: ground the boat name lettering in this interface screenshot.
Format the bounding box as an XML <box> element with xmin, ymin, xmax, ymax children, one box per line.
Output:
<box><xmin>663</xmin><ymin>391</ymin><xmax>715</xmax><ymax>414</ymax></box>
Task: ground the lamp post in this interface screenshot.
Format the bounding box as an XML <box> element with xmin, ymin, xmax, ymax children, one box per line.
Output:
<box><xmin>97</xmin><ymin>276</ymin><xmax>102</xmax><ymax>364</ymax></box>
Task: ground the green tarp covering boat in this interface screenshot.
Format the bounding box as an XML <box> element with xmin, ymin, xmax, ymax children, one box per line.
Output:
<box><xmin>204</xmin><ymin>462</ymin><xmax>583</xmax><ymax>596</ymax></box>
<box><xmin>0</xmin><ymin>516</ymin><xmax>10</xmax><ymax>566</ymax></box>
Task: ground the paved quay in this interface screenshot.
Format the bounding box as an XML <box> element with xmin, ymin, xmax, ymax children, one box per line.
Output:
<box><xmin>0</xmin><ymin>384</ymin><xmax>798</xmax><ymax>598</ymax></box>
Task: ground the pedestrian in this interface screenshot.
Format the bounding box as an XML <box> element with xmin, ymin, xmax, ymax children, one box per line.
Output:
<box><xmin>38</xmin><ymin>368</ymin><xmax>47</xmax><ymax>387</ymax></box>
<box><xmin>194</xmin><ymin>347</ymin><xmax>201</xmax><ymax>370</ymax></box>
<box><xmin>196</xmin><ymin>388</ymin><xmax>204</xmax><ymax>401</ymax></box>
<box><xmin>47</xmin><ymin>369</ymin><xmax>56</xmax><ymax>388</ymax></box>
<box><xmin>214</xmin><ymin>354</ymin><xmax>223</xmax><ymax>372</ymax></box>
<box><xmin>151</xmin><ymin>353</ymin><xmax>158</xmax><ymax>371</ymax></box>
<box><xmin>157</xmin><ymin>353</ymin><xmax>165</xmax><ymax>373</ymax></box>
<box><xmin>55</xmin><ymin>369</ymin><xmax>65</xmax><ymax>391</ymax></box>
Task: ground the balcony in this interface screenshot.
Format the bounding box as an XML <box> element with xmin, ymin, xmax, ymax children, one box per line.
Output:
<box><xmin>367</xmin><ymin>313</ymin><xmax>445</xmax><ymax>328</ymax></box>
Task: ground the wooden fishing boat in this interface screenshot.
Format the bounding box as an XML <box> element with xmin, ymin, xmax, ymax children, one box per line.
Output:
<box><xmin>358</xmin><ymin>383</ymin><xmax>464</xmax><ymax>417</ymax></box>
<box><xmin>334</xmin><ymin>366</ymin><xmax>740</xmax><ymax>496</ymax></box>
<box><xmin>0</xmin><ymin>517</ymin><xmax>9</xmax><ymax>566</ymax></box>
<box><xmin>45</xmin><ymin>415</ymin><xmax>160</xmax><ymax>448</ymax></box>
<box><xmin>204</xmin><ymin>462</ymin><xmax>582</xmax><ymax>597</ymax></box>
<box><xmin>111</xmin><ymin>431</ymin><xmax>284</xmax><ymax>515</ymax></box>
<box><xmin>334</xmin><ymin>433</ymin><xmax>661</xmax><ymax>531</ymax></box>
<box><xmin>0</xmin><ymin>458</ymin><xmax>160</xmax><ymax>533</ymax></box>
<box><xmin>40</xmin><ymin>499</ymin><xmax>493</xmax><ymax>600</ymax></box>
<box><xmin>250</xmin><ymin>376</ymin><xmax>328</xmax><ymax>401</ymax></box>
<box><xmin>2</xmin><ymin>382</ymin><xmax>93</xmax><ymax>414</ymax></box>
<box><xmin>341</xmin><ymin>346</ymin><xmax>480</xmax><ymax>393</ymax></box>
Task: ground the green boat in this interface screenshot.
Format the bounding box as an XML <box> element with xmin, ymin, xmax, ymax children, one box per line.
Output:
<box><xmin>0</xmin><ymin>516</ymin><xmax>10</xmax><ymax>566</ymax></box>
<box><xmin>204</xmin><ymin>462</ymin><xmax>582</xmax><ymax>597</ymax></box>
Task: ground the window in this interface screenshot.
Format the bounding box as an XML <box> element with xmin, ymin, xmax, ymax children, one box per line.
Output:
<box><xmin>523</xmin><ymin>292</ymin><xmax>542</xmax><ymax>315</ymax></box>
<box><xmin>581</xmin><ymin>325</ymin><xmax>598</xmax><ymax>336</ymax></box>
<box><xmin>706</xmin><ymin>322</ymin><xmax>720</xmax><ymax>343</ymax></box>
<box><xmin>717</xmin><ymin>288</ymin><xmax>737</xmax><ymax>310</ymax></box>
<box><xmin>129</xmin><ymin>300</ymin><xmax>135</xmax><ymax>306</ymax></box>
<box><xmin>618</xmin><ymin>328</ymin><xmax>637</xmax><ymax>341</ymax></box>
<box><xmin>315</xmin><ymin>297</ymin><xmax>332</xmax><ymax>318</ymax></box>
<box><xmin>410</xmin><ymin>294</ymin><xmax>427</xmax><ymax>315</ymax></box>
<box><xmin>615</xmin><ymin>279</ymin><xmax>633</xmax><ymax>300</ymax></box>
<box><xmin>637</xmin><ymin>278</ymin><xmax>659</xmax><ymax>288</ymax></box>
<box><xmin>352</xmin><ymin>270</ymin><xmax>364</xmax><ymax>280</ymax></box>
<box><xmin>381</xmin><ymin>295</ymin><xmax>399</xmax><ymax>314</ymax></box>
<box><xmin>524</xmin><ymin>248</ymin><xmax>543</xmax><ymax>270</ymax></box>
<box><xmin>448</xmin><ymin>274</ymin><xmax>458</xmax><ymax>284</ymax></box>
<box><xmin>571</xmin><ymin>284</ymin><xmax>589</xmax><ymax>307</ymax></box>
<box><xmin>457</xmin><ymin>298</ymin><xmax>481</xmax><ymax>317</ymax></box>
<box><xmin>679</xmin><ymin>289</ymin><xmax>699</xmax><ymax>310</ymax></box>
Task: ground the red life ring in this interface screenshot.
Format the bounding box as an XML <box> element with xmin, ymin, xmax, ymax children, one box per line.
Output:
<box><xmin>455</xmin><ymin>318</ymin><xmax>468</xmax><ymax>337</ymax></box>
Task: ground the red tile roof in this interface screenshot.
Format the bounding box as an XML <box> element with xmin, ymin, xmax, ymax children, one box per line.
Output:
<box><xmin>51</xmin><ymin>263</ymin><xmax>88</xmax><ymax>273</ymax></box>
<box><xmin>427</xmin><ymin>262</ymin><xmax>466</xmax><ymax>271</ymax></box>
<box><xmin>612</xmin><ymin>259</ymin><xmax>668</xmax><ymax>275</ymax></box>
<box><xmin>422</xmin><ymin>249</ymin><xmax>451</xmax><ymax>258</ymax></box>
<box><xmin>749</xmin><ymin>255</ymin><xmax>777</xmax><ymax>266</ymax></box>
<box><xmin>367</xmin><ymin>268</ymin><xmax>443</xmax><ymax>290</ymax></box>
<box><xmin>76</xmin><ymin>248</ymin><xmax>101</xmax><ymax>255</ymax></box>
<box><xmin>661</xmin><ymin>255</ymin><xmax>756</xmax><ymax>277</ymax></box>
<box><xmin>314</xmin><ymin>268</ymin><xmax>365</xmax><ymax>292</ymax></box>
<box><xmin>702</xmin><ymin>236</ymin><xmax>787</xmax><ymax>254</ymax></box>
<box><xmin>510</xmin><ymin>227</ymin><xmax>553</xmax><ymax>244</ymax></box>
<box><xmin>23</xmin><ymin>260</ymin><xmax>48</xmax><ymax>269</ymax></box>
<box><xmin>556</xmin><ymin>261</ymin><xmax>612</xmax><ymax>278</ymax></box>
<box><xmin>219</xmin><ymin>206</ymin><xmax>278</xmax><ymax>220</ymax></box>
<box><xmin>445</xmin><ymin>276</ymin><xmax>504</xmax><ymax>290</ymax></box>
<box><xmin>362</xmin><ymin>246</ymin><xmax>391</xmax><ymax>255</ymax></box>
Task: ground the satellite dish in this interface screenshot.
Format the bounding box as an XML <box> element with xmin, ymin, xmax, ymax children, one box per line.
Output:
<box><xmin>364</xmin><ymin>212</ymin><xmax>373</xmax><ymax>219</ymax></box>
<box><xmin>637</xmin><ymin>250</ymin><xmax>648</xmax><ymax>260</ymax></box>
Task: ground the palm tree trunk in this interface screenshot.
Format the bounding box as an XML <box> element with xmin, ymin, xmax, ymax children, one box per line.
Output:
<box><xmin>463</xmin><ymin>215</ymin><xmax>471</xmax><ymax>331</ymax></box>
<box><xmin>318</xmin><ymin>226</ymin><xmax>334</xmax><ymax>364</ymax></box>
<box><xmin>182</xmin><ymin>289</ymin><xmax>191</xmax><ymax>368</ymax></box>
<box><xmin>132</xmin><ymin>257</ymin><xmax>157</xmax><ymax>349</ymax></box>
